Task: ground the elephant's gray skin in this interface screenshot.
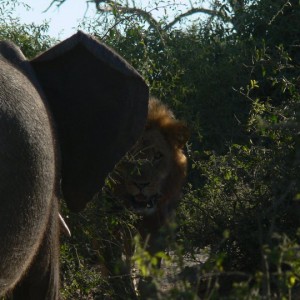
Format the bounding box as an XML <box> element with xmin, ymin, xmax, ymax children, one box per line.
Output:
<box><xmin>0</xmin><ymin>31</ymin><xmax>148</xmax><ymax>299</ymax></box>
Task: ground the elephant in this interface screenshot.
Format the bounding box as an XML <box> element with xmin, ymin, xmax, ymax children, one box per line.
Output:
<box><xmin>0</xmin><ymin>31</ymin><xmax>148</xmax><ymax>299</ymax></box>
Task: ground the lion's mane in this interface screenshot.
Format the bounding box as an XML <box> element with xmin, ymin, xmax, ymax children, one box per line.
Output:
<box><xmin>145</xmin><ymin>98</ymin><xmax>188</xmax><ymax>217</ymax></box>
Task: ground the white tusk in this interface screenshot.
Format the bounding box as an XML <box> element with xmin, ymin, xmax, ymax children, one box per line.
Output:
<box><xmin>59</xmin><ymin>213</ymin><xmax>71</xmax><ymax>237</ymax></box>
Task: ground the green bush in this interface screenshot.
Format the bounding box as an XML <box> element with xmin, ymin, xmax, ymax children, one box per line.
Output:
<box><xmin>0</xmin><ymin>1</ymin><xmax>55</xmax><ymax>58</ymax></box>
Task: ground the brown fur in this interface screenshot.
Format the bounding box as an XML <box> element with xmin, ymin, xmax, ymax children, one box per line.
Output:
<box><xmin>97</xmin><ymin>98</ymin><xmax>188</xmax><ymax>297</ymax></box>
<box><xmin>95</xmin><ymin>98</ymin><xmax>188</xmax><ymax>299</ymax></box>
<box><xmin>113</xmin><ymin>97</ymin><xmax>189</xmax><ymax>254</ymax></box>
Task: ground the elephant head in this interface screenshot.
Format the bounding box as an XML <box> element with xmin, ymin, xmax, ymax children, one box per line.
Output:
<box><xmin>0</xmin><ymin>31</ymin><xmax>148</xmax><ymax>299</ymax></box>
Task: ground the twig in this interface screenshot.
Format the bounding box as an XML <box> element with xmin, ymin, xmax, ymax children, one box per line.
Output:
<box><xmin>165</xmin><ymin>7</ymin><xmax>224</xmax><ymax>31</ymax></box>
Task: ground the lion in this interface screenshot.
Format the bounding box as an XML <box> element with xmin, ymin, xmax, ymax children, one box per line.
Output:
<box><xmin>112</xmin><ymin>97</ymin><xmax>189</xmax><ymax>256</ymax></box>
<box><xmin>95</xmin><ymin>98</ymin><xmax>188</xmax><ymax>297</ymax></box>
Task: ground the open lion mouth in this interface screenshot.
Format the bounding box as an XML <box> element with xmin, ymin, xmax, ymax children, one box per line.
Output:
<box><xmin>130</xmin><ymin>194</ymin><xmax>159</xmax><ymax>214</ymax></box>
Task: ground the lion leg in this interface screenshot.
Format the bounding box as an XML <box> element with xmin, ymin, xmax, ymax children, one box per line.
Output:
<box><xmin>102</xmin><ymin>230</ymin><xmax>137</xmax><ymax>299</ymax></box>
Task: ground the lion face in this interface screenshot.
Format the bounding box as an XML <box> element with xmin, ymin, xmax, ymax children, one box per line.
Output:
<box><xmin>112</xmin><ymin>98</ymin><xmax>189</xmax><ymax>216</ymax></box>
<box><xmin>119</xmin><ymin>128</ymin><xmax>172</xmax><ymax>215</ymax></box>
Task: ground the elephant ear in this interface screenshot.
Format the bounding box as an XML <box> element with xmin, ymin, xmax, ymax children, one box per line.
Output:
<box><xmin>31</xmin><ymin>31</ymin><xmax>149</xmax><ymax>212</ymax></box>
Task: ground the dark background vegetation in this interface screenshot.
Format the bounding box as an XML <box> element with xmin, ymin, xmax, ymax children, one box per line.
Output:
<box><xmin>1</xmin><ymin>0</ymin><xmax>300</xmax><ymax>298</ymax></box>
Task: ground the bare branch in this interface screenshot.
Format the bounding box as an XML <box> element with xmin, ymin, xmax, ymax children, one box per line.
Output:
<box><xmin>94</xmin><ymin>1</ymin><xmax>225</xmax><ymax>35</ymax></box>
<box><xmin>47</xmin><ymin>0</ymin><xmax>225</xmax><ymax>35</ymax></box>
<box><xmin>95</xmin><ymin>1</ymin><xmax>162</xmax><ymax>31</ymax></box>
<box><xmin>165</xmin><ymin>7</ymin><xmax>225</xmax><ymax>31</ymax></box>
<box><xmin>43</xmin><ymin>0</ymin><xmax>65</xmax><ymax>12</ymax></box>
<box><xmin>117</xmin><ymin>6</ymin><xmax>161</xmax><ymax>30</ymax></box>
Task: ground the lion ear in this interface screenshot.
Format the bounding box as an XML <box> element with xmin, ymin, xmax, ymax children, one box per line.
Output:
<box><xmin>167</xmin><ymin>121</ymin><xmax>189</xmax><ymax>149</ymax></box>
